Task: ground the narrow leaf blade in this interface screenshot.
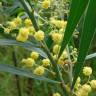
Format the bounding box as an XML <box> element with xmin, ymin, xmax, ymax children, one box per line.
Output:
<box><xmin>58</xmin><ymin>0</ymin><xmax>89</xmax><ymax>58</ymax></box>
<box><xmin>72</xmin><ymin>0</ymin><xmax>96</xmax><ymax>88</ymax></box>
<box><xmin>0</xmin><ymin>64</ymin><xmax>59</xmax><ymax>84</ymax></box>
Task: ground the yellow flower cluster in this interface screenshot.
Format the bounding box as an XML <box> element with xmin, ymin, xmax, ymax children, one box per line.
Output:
<box><xmin>34</xmin><ymin>66</ymin><xmax>45</xmax><ymax>75</ymax></box>
<box><xmin>16</xmin><ymin>27</ymin><xmax>29</xmax><ymax>42</ymax></box>
<box><xmin>50</xmin><ymin>18</ymin><xmax>67</xmax><ymax>29</ymax></box>
<box><xmin>30</xmin><ymin>51</ymin><xmax>39</xmax><ymax>60</ymax></box>
<box><xmin>42</xmin><ymin>58</ymin><xmax>50</xmax><ymax>67</ymax></box>
<box><xmin>53</xmin><ymin>93</ymin><xmax>61</xmax><ymax>96</ymax></box>
<box><xmin>53</xmin><ymin>44</ymin><xmax>60</xmax><ymax>54</ymax></box>
<box><xmin>34</xmin><ymin>30</ymin><xmax>45</xmax><ymax>41</ymax></box>
<box><xmin>7</xmin><ymin>17</ymin><xmax>22</xmax><ymax>31</ymax></box>
<box><xmin>24</xmin><ymin>18</ymin><xmax>32</xmax><ymax>27</ymax></box>
<box><xmin>83</xmin><ymin>66</ymin><xmax>92</xmax><ymax>76</ymax></box>
<box><xmin>51</xmin><ymin>33</ymin><xmax>62</xmax><ymax>44</ymax></box>
<box><xmin>74</xmin><ymin>77</ymin><xmax>81</xmax><ymax>90</ymax></box>
<box><xmin>21</xmin><ymin>58</ymin><xmax>35</xmax><ymax>67</ymax></box>
<box><xmin>76</xmin><ymin>84</ymin><xmax>91</xmax><ymax>96</ymax></box>
<box><xmin>90</xmin><ymin>80</ymin><xmax>96</xmax><ymax>89</ymax></box>
<box><xmin>42</xmin><ymin>0</ymin><xmax>50</xmax><ymax>9</ymax></box>
<box><xmin>13</xmin><ymin>17</ymin><xmax>22</xmax><ymax>26</ymax></box>
<box><xmin>8</xmin><ymin>21</ymin><xmax>17</xmax><ymax>29</ymax></box>
<box><xmin>21</xmin><ymin>51</ymin><xmax>46</xmax><ymax>76</ymax></box>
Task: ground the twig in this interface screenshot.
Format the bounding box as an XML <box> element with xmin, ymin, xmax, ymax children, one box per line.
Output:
<box><xmin>12</xmin><ymin>49</ymin><xmax>22</xmax><ymax>96</ymax></box>
<box><xmin>66</xmin><ymin>45</ymin><xmax>73</xmax><ymax>88</ymax></box>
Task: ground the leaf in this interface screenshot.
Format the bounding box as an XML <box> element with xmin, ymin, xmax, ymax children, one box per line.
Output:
<box><xmin>0</xmin><ymin>64</ymin><xmax>59</xmax><ymax>84</ymax></box>
<box><xmin>58</xmin><ymin>0</ymin><xmax>89</xmax><ymax>58</ymax></box>
<box><xmin>86</xmin><ymin>53</ymin><xmax>96</xmax><ymax>60</ymax></box>
<box><xmin>72</xmin><ymin>0</ymin><xmax>96</xmax><ymax>88</ymax></box>
<box><xmin>0</xmin><ymin>39</ymin><xmax>47</xmax><ymax>58</ymax></box>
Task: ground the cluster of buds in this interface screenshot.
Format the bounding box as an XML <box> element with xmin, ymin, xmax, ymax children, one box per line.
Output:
<box><xmin>74</xmin><ymin>66</ymin><xmax>96</xmax><ymax>96</ymax></box>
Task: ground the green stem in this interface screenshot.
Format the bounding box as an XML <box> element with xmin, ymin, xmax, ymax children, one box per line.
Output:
<box><xmin>12</xmin><ymin>49</ymin><xmax>22</xmax><ymax>96</ymax></box>
<box><xmin>66</xmin><ymin>45</ymin><xmax>73</xmax><ymax>87</ymax></box>
<box><xmin>19</xmin><ymin>0</ymin><xmax>39</xmax><ymax>31</ymax></box>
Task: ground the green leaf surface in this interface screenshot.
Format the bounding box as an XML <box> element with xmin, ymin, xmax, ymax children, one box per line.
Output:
<box><xmin>86</xmin><ymin>53</ymin><xmax>96</xmax><ymax>60</ymax></box>
<box><xmin>0</xmin><ymin>39</ymin><xmax>47</xmax><ymax>58</ymax></box>
<box><xmin>58</xmin><ymin>0</ymin><xmax>89</xmax><ymax>58</ymax></box>
<box><xmin>72</xmin><ymin>0</ymin><xmax>96</xmax><ymax>88</ymax></box>
<box><xmin>0</xmin><ymin>64</ymin><xmax>59</xmax><ymax>84</ymax></box>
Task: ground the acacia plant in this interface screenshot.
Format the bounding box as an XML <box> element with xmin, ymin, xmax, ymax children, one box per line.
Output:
<box><xmin>0</xmin><ymin>0</ymin><xmax>96</xmax><ymax>96</ymax></box>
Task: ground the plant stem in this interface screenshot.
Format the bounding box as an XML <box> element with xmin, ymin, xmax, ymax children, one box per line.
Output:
<box><xmin>12</xmin><ymin>49</ymin><xmax>22</xmax><ymax>96</ymax></box>
<box><xmin>19</xmin><ymin>0</ymin><xmax>39</xmax><ymax>31</ymax></box>
<box><xmin>41</xmin><ymin>41</ymin><xmax>69</xmax><ymax>96</ymax></box>
<box><xmin>27</xmin><ymin>78</ymin><xmax>34</xmax><ymax>96</ymax></box>
<box><xmin>66</xmin><ymin>46</ymin><xmax>73</xmax><ymax>87</ymax></box>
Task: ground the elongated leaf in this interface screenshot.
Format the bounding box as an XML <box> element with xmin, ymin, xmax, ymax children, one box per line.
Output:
<box><xmin>0</xmin><ymin>39</ymin><xmax>47</xmax><ymax>58</ymax></box>
<box><xmin>58</xmin><ymin>0</ymin><xmax>89</xmax><ymax>58</ymax></box>
<box><xmin>86</xmin><ymin>53</ymin><xmax>96</xmax><ymax>60</ymax></box>
<box><xmin>72</xmin><ymin>0</ymin><xmax>96</xmax><ymax>88</ymax></box>
<box><xmin>0</xmin><ymin>64</ymin><xmax>60</xmax><ymax>84</ymax></box>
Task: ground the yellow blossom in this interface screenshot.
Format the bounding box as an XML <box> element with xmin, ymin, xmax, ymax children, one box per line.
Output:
<box><xmin>8</xmin><ymin>21</ymin><xmax>17</xmax><ymax>29</ymax></box>
<box><xmin>24</xmin><ymin>18</ymin><xmax>32</xmax><ymax>27</ymax></box>
<box><xmin>57</xmin><ymin>58</ymin><xmax>64</xmax><ymax>66</ymax></box>
<box><xmin>30</xmin><ymin>51</ymin><xmax>39</xmax><ymax>60</ymax></box>
<box><xmin>53</xmin><ymin>93</ymin><xmax>61</xmax><ymax>96</ymax></box>
<box><xmin>28</xmin><ymin>27</ymin><xmax>36</xmax><ymax>35</ymax></box>
<box><xmin>16</xmin><ymin>27</ymin><xmax>29</xmax><ymax>42</ymax></box>
<box><xmin>52</xmin><ymin>33</ymin><xmax>62</xmax><ymax>44</ymax></box>
<box><xmin>53</xmin><ymin>44</ymin><xmax>60</xmax><ymax>54</ymax></box>
<box><xmin>4</xmin><ymin>28</ymin><xmax>11</xmax><ymax>34</ymax></box>
<box><xmin>90</xmin><ymin>80</ymin><xmax>96</xmax><ymax>89</ymax></box>
<box><xmin>61</xmin><ymin>50</ymin><xmax>68</xmax><ymax>59</ymax></box>
<box><xmin>34</xmin><ymin>30</ymin><xmax>44</xmax><ymax>41</ymax></box>
<box><xmin>13</xmin><ymin>17</ymin><xmax>22</xmax><ymax>26</ymax></box>
<box><xmin>50</xmin><ymin>18</ymin><xmax>67</xmax><ymax>29</ymax></box>
<box><xmin>82</xmin><ymin>84</ymin><xmax>91</xmax><ymax>93</ymax></box>
<box><xmin>21</xmin><ymin>58</ymin><xmax>35</xmax><ymax>67</ymax></box>
<box><xmin>83</xmin><ymin>66</ymin><xmax>92</xmax><ymax>76</ymax></box>
<box><xmin>42</xmin><ymin>58</ymin><xmax>50</xmax><ymax>67</ymax></box>
<box><xmin>34</xmin><ymin>66</ymin><xmax>45</xmax><ymax>76</ymax></box>
<box><xmin>42</xmin><ymin>0</ymin><xmax>50</xmax><ymax>9</ymax></box>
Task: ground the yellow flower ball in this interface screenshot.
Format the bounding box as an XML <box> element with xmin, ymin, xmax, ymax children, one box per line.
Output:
<box><xmin>61</xmin><ymin>50</ymin><xmax>68</xmax><ymax>59</ymax></box>
<box><xmin>57</xmin><ymin>59</ymin><xmax>64</xmax><ymax>66</ymax></box>
<box><xmin>34</xmin><ymin>66</ymin><xmax>45</xmax><ymax>76</ymax></box>
<box><xmin>90</xmin><ymin>80</ymin><xmax>96</xmax><ymax>89</ymax></box>
<box><xmin>82</xmin><ymin>84</ymin><xmax>91</xmax><ymax>93</ymax></box>
<box><xmin>34</xmin><ymin>30</ymin><xmax>44</xmax><ymax>41</ymax></box>
<box><xmin>42</xmin><ymin>58</ymin><xmax>50</xmax><ymax>67</ymax></box>
<box><xmin>53</xmin><ymin>93</ymin><xmax>61</xmax><ymax>96</ymax></box>
<box><xmin>52</xmin><ymin>33</ymin><xmax>62</xmax><ymax>44</ymax></box>
<box><xmin>53</xmin><ymin>44</ymin><xmax>60</xmax><ymax>54</ymax></box>
<box><xmin>21</xmin><ymin>58</ymin><xmax>35</xmax><ymax>67</ymax></box>
<box><xmin>74</xmin><ymin>77</ymin><xmax>81</xmax><ymax>90</ymax></box>
<box><xmin>8</xmin><ymin>21</ymin><xmax>17</xmax><ymax>29</ymax></box>
<box><xmin>4</xmin><ymin>28</ymin><xmax>11</xmax><ymax>34</ymax></box>
<box><xmin>42</xmin><ymin>0</ymin><xmax>50</xmax><ymax>9</ymax></box>
<box><xmin>16</xmin><ymin>28</ymin><xmax>29</xmax><ymax>42</ymax></box>
<box><xmin>13</xmin><ymin>17</ymin><xmax>22</xmax><ymax>26</ymax></box>
<box><xmin>24</xmin><ymin>18</ymin><xmax>32</xmax><ymax>27</ymax></box>
<box><xmin>75</xmin><ymin>89</ymin><xmax>88</xmax><ymax>96</ymax></box>
<box><xmin>76</xmin><ymin>77</ymin><xmax>81</xmax><ymax>84</ymax></box>
<box><xmin>30</xmin><ymin>51</ymin><xmax>39</xmax><ymax>60</ymax></box>
<box><xmin>28</xmin><ymin>27</ymin><xmax>36</xmax><ymax>35</ymax></box>
<box><xmin>50</xmin><ymin>18</ymin><xmax>67</xmax><ymax>29</ymax></box>
<box><xmin>83</xmin><ymin>67</ymin><xmax>92</xmax><ymax>76</ymax></box>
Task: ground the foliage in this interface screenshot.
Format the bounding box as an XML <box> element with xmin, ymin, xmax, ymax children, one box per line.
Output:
<box><xmin>0</xmin><ymin>0</ymin><xmax>96</xmax><ymax>96</ymax></box>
